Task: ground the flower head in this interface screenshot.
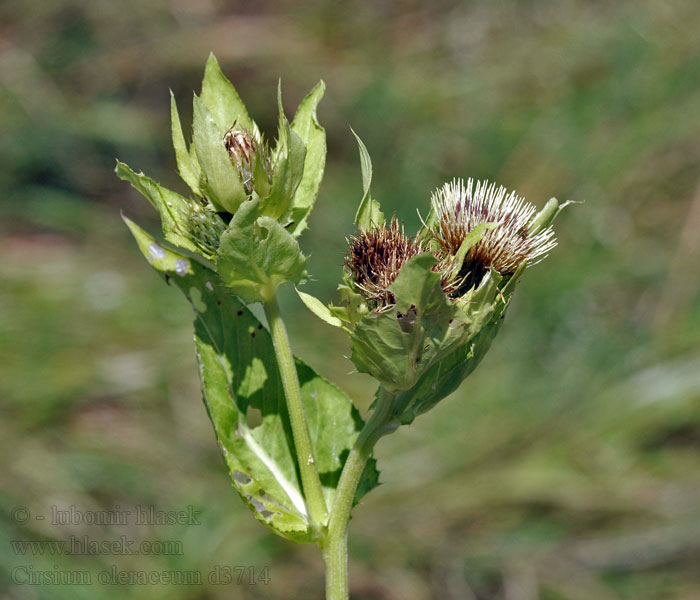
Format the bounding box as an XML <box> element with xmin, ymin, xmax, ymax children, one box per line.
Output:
<box><xmin>345</xmin><ymin>218</ymin><xmax>424</xmax><ymax>307</ymax></box>
<box><xmin>223</xmin><ymin>125</ymin><xmax>271</xmax><ymax>195</ymax></box>
<box><xmin>430</xmin><ymin>178</ymin><xmax>556</xmax><ymax>290</ymax></box>
<box><xmin>185</xmin><ymin>198</ymin><xmax>227</xmax><ymax>260</ymax></box>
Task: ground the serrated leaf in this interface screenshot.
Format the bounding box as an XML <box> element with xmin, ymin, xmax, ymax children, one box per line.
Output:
<box><xmin>351</xmin><ymin>129</ymin><xmax>384</xmax><ymax>229</ymax></box>
<box><xmin>170</xmin><ymin>91</ymin><xmax>201</xmax><ymax>196</ymax></box>
<box><xmin>192</xmin><ymin>95</ymin><xmax>248</xmax><ymax>213</ymax></box>
<box><xmin>123</xmin><ymin>217</ymin><xmax>379</xmax><ymax>542</ymax></box>
<box><xmin>200</xmin><ymin>53</ymin><xmax>256</xmax><ymax>134</ymax></box>
<box><xmin>287</xmin><ymin>81</ymin><xmax>327</xmax><ymax>237</ymax></box>
<box><xmin>115</xmin><ymin>161</ymin><xmax>199</xmax><ymax>255</ymax></box>
<box><xmin>217</xmin><ymin>198</ymin><xmax>308</xmax><ymax>301</ymax></box>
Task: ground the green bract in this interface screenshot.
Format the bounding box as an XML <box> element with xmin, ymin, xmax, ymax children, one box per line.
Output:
<box><xmin>117</xmin><ymin>54</ymin><xmax>568</xmax><ymax>597</ymax></box>
<box><xmin>174</xmin><ymin>54</ymin><xmax>321</xmax><ymax>222</ymax></box>
<box><xmin>117</xmin><ymin>56</ymin><xmax>383</xmax><ymax>543</ymax></box>
<box><xmin>123</xmin><ymin>217</ymin><xmax>377</xmax><ymax>542</ymax></box>
<box><xmin>348</xmin><ymin>255</ymin><xmax>512</xmax><ymax>396</ymax></box>
<box><xmin>118</xmin><ymin>53</ymin><xmax>327</xmax><ymax>299</ymax></box>
<box><xmin>389</xmin><ymin>264</ymin><xmax>522</xmax><ymax>424</ymax></box>
<box><xmin>216</xmin><ymin>197</ymin><xmax>309</xmax><ymax>302</ymax></box>
<box><xmin>300</xmin><ymin>135</ymin><xmax>565</xmax><ymax>425</ymax></box>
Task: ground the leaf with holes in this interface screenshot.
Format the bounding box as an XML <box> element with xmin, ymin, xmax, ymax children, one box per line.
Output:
<box><xmin>124</xmin><ymin>217</ymin><xmax>378</xmax><ymax>542</ymax></box>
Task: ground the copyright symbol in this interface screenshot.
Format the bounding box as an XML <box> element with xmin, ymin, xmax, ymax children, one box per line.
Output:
<box><xmin>11</xmin><ymin>506</ymin><xmax>30</xmax><ymax>524</ymax></box>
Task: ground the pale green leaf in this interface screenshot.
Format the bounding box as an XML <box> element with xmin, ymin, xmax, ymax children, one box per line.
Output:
<box><xmin>350</xmin><ymin>253</ymin><xmax>458</xmax><ymax>392</ymax></box>
<box><xmin>170</xmin><ymin>91</ymin><xmax>201</xmax><ymax>196</ymax></box>
<box><xmin>349</xmin><ymin>253</ymin><xmax>510</xmax><ymax>401</ymax></box>
<box><xmin>391</xmin><ymin>268</ymin><xmax>511</xmax><ymax>423</ymax></box>
<box><xmin>264</xmin><ymin>86</ymin><xmax>306</xmax><ymax>220</ymax></box>
<box><xmin>192</xmin><ymin>94</ymin><xmax>248</xmax><ymax>213</ymax></box>
<box><xmin>123</xmin><ymin>217</ymin><xmax>379</xmax><ymax>541</ymax></box>
<box><xmin>296</xmin><ymin>287</ymin><xmax>345</xmax><ymax>329</ymax></box>
<box><xmin>351</xmin><ymin>129</ymin><xmax>385</xmax><ymax>229</ymax></box>
<box><xmin>392</xmin><ymin>316</ymin><xmax>506</xmax><ymax>425</ymax></box>
<box><xmin>217</xmin><ymin>198</ymin><xmax>308</xmax><ymax>301</ymax></box>
<box><xmin>200</xmin><ymin>52</ymin><xmax>256</xmax><ymax>134</ymax></box>
<box><xmin>287</xmin><ymin>80</ymin><xmax>327</xmax><ymax>237</ymax></box>
<box><xmin>115</xmin><ymin>160</ymin><xmax>199</xmax><ymax>255</ymax></box>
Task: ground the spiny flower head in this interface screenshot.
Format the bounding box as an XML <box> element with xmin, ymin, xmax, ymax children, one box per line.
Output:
<box><xmin>430</xmin><ymin>178</ymin><xmax>557</xmax><ymax>285</ymax></box>
<box><xmin>185</xmin><ymin>198</ymin><xmax>227</xmax><ymax>260</ymax></box>
<box><xmin>345</xmin><ymin>218</ymin><xmax>424</xmax><ymax>307</ymax></box>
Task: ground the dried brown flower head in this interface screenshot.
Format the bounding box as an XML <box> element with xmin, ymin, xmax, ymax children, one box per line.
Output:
<box><xmin>431</xmin><ymin>178</ymin><xmax>556</xmax><ymax>290</ymax></box>
<box><xmin>346</xmin><ymin>218</ymin><xmax>424</xmax><ymax>307</ymax></box>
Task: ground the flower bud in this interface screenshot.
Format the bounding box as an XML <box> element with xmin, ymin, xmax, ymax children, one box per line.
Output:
<box><xmin>223</xmin><ymin>125</ymin><xmax>270</xmax><ymax>194</ymax></box>
<box><xmin>186</xmin><ymin>198</ymin><xmax>227</xmax><ymax>260</ymax></box>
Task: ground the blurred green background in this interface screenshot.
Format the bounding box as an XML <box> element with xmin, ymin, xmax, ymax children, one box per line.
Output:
<box><xmin>2</xmin><ymin>1</ymin><xmax>700</xmax><ymax>598</ymax></box>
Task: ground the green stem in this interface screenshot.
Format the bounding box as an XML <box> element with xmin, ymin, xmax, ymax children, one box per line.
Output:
<box><xmin>322</xmin><ymin>387</ymin><xmax>396</xmax><ymax>600</ymax></box>
<box><xmin>322</xmin><ymin>529</ymin><xmax>348</xmax><ymax>600</ymax></box>
<box><xmin>263</xmin><ymin>293</ymin><xmax>328</xmax><ymax>527</ymax></box>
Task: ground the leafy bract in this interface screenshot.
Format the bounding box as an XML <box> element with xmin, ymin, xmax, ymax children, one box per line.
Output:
<box><xmin>349</xmin><ymin>252</ymin><xmax>514</xmax><ymax>413</ymax></box>
<box><xmin>115</xmin><ymin>161</ymin><xmax>199</xmax><ymax>256</ymax></box>
<box><xmin>350</xmin><ymin>253</ymin><xmax>458</xmax><ymax>392</ymax></box>
<box><xmin>352</xmin><ymin>130</ymin><xmax>384</xmax><ymax>229</ymax></box>
<box><xmin>217</xmin><ymin>198</ymin><xmax>308</xmax><ymax>302</ymax></box>
<box><xmin>288</xmin><ymin>81</ymin><xmax>327</xmax><ymax>237</ymax></box>
<box><xmin>124</xmin><ymin>217</ymin><xmax>378</xmax><ymax>542</ymax></box>
<box><xmin>170</xmin><ymin>92</ymin><xmax>201</xmax><ymax>196</ymax></box>
<box><xmin>529</xmin><ymin>197</ymin><xmax>576</xmax><ymax>235</ymax></box>
<box><xmin>263</xmin><ymin>85</ymin><xmax>306</xmax><ymax>220</ymax></box>
<box><xmin>164</xmin><ymin>54</ymin><xmax>329</xmax><ymax>241</ymax></box>
<box><xmin>390</xmin><ymin>267</ymin><xmax>519</xmax><ymax>424</ymax></box>
<box><xmin>192</xmin><ymin>95</ymin><xmax>247</xmax><ymax>213</ymax></box>
<box><xmin>200</xmin><ymin>53</ymin><xmax>257</xmax><ymax>134</ymax></box>
<box><xmin>296</xmin><ymin>287</ymin><xmax>345</xmax><ymax>330</ymax></box>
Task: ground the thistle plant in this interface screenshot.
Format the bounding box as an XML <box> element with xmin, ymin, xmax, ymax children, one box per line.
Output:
<box><xmin>117</xmin><ymin>54</ymin><xmax>568</xmax><ymax>599</ymax></box>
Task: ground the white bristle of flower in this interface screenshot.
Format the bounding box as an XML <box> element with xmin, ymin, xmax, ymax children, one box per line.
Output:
<box><xmin>430</xmin><ymin>178</ymin><xmax>557</xmax><ymax>274</ymax></box>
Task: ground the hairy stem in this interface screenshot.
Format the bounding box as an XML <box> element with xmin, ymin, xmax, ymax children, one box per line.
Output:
<box><xmin>322</xmin><ymin>387</ymin><xmax>396</xmax><ymax>599</ymax></box>
<box><xmin>263</xmin><ymin>293</ymin><xmax>328</xmax><ymax>527</ymax></box>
